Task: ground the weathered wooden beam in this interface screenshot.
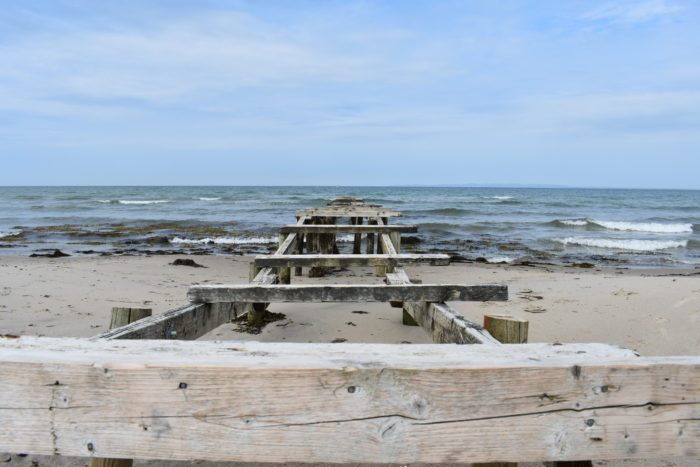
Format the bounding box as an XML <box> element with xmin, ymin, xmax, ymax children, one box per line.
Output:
<box><xmin>296</xmin><ymin>207</ymin><xmax>402</xmax><ymax>218</ymax></box>
<box><xmin>254</xmin><ymin>253</ymin><xmax>450</xmax><ymax>268</ymax></box>
<box><xmin>188</xmin><ymin>283</ymin><xmax>508</xmax><ymax>304</ymax></box>
<box><xmin>4</xmin><ymin>336</ymin><xmax>699</xmax><ymax>464</ymax></box>
<box><xmin>386</xmin><ymin>267</ymin><xmax>501</xmax><ymax>345</ymax></box>
<box><xmin>280</xmin><ymin>224</ymin><xmax>418</xmax><ymax>234</ymax></box>
<box><xmin>93</xmin><ymin>303</ymin><xmax>237</xmax><ymax>340</ymax></box>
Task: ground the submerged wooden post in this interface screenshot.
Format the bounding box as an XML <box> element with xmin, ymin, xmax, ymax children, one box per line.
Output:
<box><xmin>483</xmin><ymin>314</ymin><xmax>529</xmax><ymax>344</ymax></box>
<box><xmin>92</xmin><ymin>307</ymin><xmax>152</xmax><ymax>467</ymax></box>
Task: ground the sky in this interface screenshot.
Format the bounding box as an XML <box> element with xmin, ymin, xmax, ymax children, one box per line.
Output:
<box><xmin>1</xmin><ymin>0</ymin><xmax>699</xmax><ymax>188</ymax></box>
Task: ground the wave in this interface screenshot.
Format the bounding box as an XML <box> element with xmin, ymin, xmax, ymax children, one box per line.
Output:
<box><xmin>0</xmin><ymin>230</ymin><xmax>22</xmax><ymax>238</ymax></box>
<box><xmin>119</xmin><ymin>200</ymin><xmax>169</xmax><ymax>205</ymax></box>
<box><xmin>553</xmin><ymin>237</ymin><xmax>687</xmax><ymax>252</ymax></box>
<box><xmin>197</xmin><ymin>197</ymin><xmax>221</xmax><ymax>201</ymax></box>
<box><xmin>481</xmin><ymin>196</ymin><xmax>513</xmax><ymax>200</ymax></box>
<box><xmin>414</xmin><ymin>208</ymin><xmax>475</xmax><ymax>216</ymax></box>
<box><xmin>550</xmin><ymin>218</ymin><xmax>694</xmax><ymax>234</ymax></box>
<box><xmin>170</xmin><ymin>236</ymin><xmax>276</xmax><ymax>245</ymax></box>
<box><xmin>486</xmin><ymin>256</ymin><xmax>515</xmax><ymax>264</ymax></box>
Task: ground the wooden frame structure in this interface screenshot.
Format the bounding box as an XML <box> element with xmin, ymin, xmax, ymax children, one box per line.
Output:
<box><xmin>1</xmin><ymin>197</ymin><xmax>699</xmax><ymax>465</ymax></box>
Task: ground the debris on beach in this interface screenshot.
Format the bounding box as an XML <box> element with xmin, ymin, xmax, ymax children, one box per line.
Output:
<box><xmin>29</xmin><ymin>249</ymin><xmax>70</xmax><ymax>258</ymax></box>
<box><xmin>171</xmin><ymin>258</ymin><xmax>206</xmax><ymax>268</ymax></box>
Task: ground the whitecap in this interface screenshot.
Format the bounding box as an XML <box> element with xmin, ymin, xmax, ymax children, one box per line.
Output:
<box><xmin>559</xmin><ymin>219</ymin><xmax>589</xmax><ymax>226</ymax></box>
<box><xmin>197</xmin><ymin>197</ymin><xmax>221</xmax><ymax>201</ymax></box>
<box><xmin>481</xmin><ymin>196</ymin><xmax>513</xmax><ymax>200</ymax></box>
<box><xmin>118</xmin><ymin>200</ymin><xmax>169</xmax><ymax>205</ymax></box>
<box><xmin>97</xmin><ymin>199</ymin><xmax>113</xmax><ymax>204</ymax></box>
<box><xmin>553</xmin><ymin>237</ymin><xmax>687</xmax><ymax>252</ymax></box>
<box><xmin>486</xmin><ymin>256</ymin><xmax>514</xmax><ymax>263</ymax></box>
<box><xmin>336</xmin><ymin>234</ymin><xmax>355</xmax><ymax>243</ymax></box>
<box><xmin>590</xmin><ymin>220</ymin><xmax>693</xmax><ymax>234</ymax></box>
<box><xmin>0</xmin><ymin>230</ymin><xmax>21</xmax><ymax>238</ymax></box>
<box><xmin>170</xmin><ymin>236</ymin><xmax>276</xmax><ymax>245</ymax></box>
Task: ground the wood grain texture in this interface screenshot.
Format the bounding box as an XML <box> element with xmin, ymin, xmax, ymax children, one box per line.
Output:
<box><xmin>187</xmin><ymin>283</ymin><xmax>508</xmax><ymax>304</ymax></box>
<box><xmin>484</xmin><ymin>314</ymin><xmax>529</xmax><ymax>344</ymax></box>
<box><xmin>254</xmin><ymin>253</ymin><xmax>450</xmax><ymax>268</ymax></box>
<box><xmin>2</xmin><ymin>337</ymin><xmax>698</xmax><ymax>464</ymax></box>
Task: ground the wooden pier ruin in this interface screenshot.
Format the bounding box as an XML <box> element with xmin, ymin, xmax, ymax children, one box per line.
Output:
<box><xmin>1</xmin><ymin>197</ymin><xmax>699</xmax><ymax>465</ymax></box>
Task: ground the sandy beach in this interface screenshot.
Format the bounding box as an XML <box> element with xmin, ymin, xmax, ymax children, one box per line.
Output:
<box><xmin>1</xmin><ymin>254</ymin><xmax>699</xmax><ymax>466</ymax></box>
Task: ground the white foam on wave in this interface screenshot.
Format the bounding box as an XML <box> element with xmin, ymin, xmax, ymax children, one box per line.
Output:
<box><xmin>170</xmin><ymin>236</ymin><xmax>276</xmax><ymax>245</ymax></box>
<box><xmin>118</xmin><ymin>200</ymin><xmax>169</xmax><ymax>205</ymax></box>
<box><xmin>197</xmin><ymin>197</ymin><xmax>221</xmax><ymax>201</ymax></box>
<box><xmin>97</xmin><ymin>199</ymin><xmax>112</xmax><ymax>204</ymax></box>
<box><xmin>486</xmin><ymin>256</ymin><xmax>515</xmax><ymax>263</ymax></box>
<box><xmin>337</xmin><ymin>234</ymin><xmax>354</xmax><ymax>243</ymax></box>
<box><xmin>0</xmin><ymin>230</ymin><xmax>21</xmax><ymax>238</ymax></box>
<box><xmin>559</xmin><ymin>219</ymin><xmax>588</xmax><ymax>226</ymax></box>
<box><xmin>481</xmin><ymin>196</ymin><xmax>513</xmax><ymax>200</ymax></box>
<box><xmin>554</xmin><ymin>237</ymin><xmax>687</xmax><ymax>252</ymax></box>
<box><xmin>592</xmin><ymin>220</ymin><xmax>692</xmax><ymax>234</ymax></box>
<box><xmin>556</xmin><ymin>218</ymin><xmax>692</xmax><ymax>233</ymax></box>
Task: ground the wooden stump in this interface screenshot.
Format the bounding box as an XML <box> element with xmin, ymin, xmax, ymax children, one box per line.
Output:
<box><xmin>278</xmin><ymin>234</ymin><xmax>291</xmax><ymax>284</ymax></box>
<box><xmin>92</xmin><ymin>307</ymin><xmax>152</xmax><ymax>467</ymax></box>
<box><xmin>483</xmin><ymin>314</ymin><xmax>529</xmax><ymax>344</ymax></box>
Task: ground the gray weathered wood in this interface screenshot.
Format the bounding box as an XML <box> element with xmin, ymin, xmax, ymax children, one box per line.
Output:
<box><xmin>280</xmin><ymin>224</ymin><xmax>418</xmax><ymax>234</ymax></box>
<box><xmin>3</xmin><ymin>336</ymin><xmax>699</xmax><ymax>464</ymax></box>
<box><xmin>296</xmin><ymin>206</ymin><xmax>402</xmax><ymax>218</ymax></box>
<box><xmin>254</xmin><ymin>253</ymin><xmax>450</xmax><ymax>268</ymax></box>
<box><xmin>385</xmin><ymin>268</ymin><xmax>501</xmax><ymax>345</ymax></box>
<box><xmin>277</xmin><ymin>234</ymin><xmax>291</xmax><ymax>284</ymax></box>
<box><xmin>188</xmin><ymin>283</ymin><xmax>508</xmax><ymax>304</ymax></box>
<box><xmin>94</xmin><ymin>303</ymin><xmax>236</xmax><ymax>340</ymax></box>
<box><xmin>108</xmin><ymin>308</ymin><xmax>152</xmax><ymax>330</ymax></box>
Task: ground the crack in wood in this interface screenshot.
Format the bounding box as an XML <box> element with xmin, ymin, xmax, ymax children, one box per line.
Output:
<box><xmin>412</xmin><ymin>400</ymin><xmax>700</xmax><ymax>426</ymax></box>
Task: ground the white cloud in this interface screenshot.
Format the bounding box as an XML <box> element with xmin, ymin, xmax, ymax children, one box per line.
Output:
<box><xmin>582</xmin><ymin>0</ymin><xmax>683</xmax><ymax>23</ymax></box>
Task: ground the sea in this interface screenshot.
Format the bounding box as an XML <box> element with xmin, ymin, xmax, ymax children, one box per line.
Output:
<box><xmin>0</xmin><ymin>186</ymin><xmax>699</xmax><ymax>268</ymax></box>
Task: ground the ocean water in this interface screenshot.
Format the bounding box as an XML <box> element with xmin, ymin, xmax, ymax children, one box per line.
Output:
<box><xmin>0</xmin><ymin>186</ymin><xmax>698</xmax><ymax>268</ymax></box>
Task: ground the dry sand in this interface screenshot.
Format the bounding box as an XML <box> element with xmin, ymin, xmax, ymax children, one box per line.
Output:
<box><xmin>1</xmin><ymin>254</ymin><xmax>699</xmax><ymax>466</ymax></box>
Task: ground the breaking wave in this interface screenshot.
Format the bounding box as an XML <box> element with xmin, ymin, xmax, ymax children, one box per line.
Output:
<box><xmin>197</xmin><ymin>197</ymin><xmax>221</xmax><ymax>201</ymax></box>
<box><xmin>553</xmin><ymin>237</ymin><xmax>687</xmax><ymax>252</ymax></box>
<box><xmin>550</xmin><ymin>218</ymin><xmax>693</xmax><ymax>234</ymax></box>
<box><xmin>98</xmin><ymin>200</ymin><xmax>170</xmax><ymax>205</ymax></box>
<box><xmin>0</xmin><ymin>230</ymin><xmax>22</xmax><ymax>238</ymax></box>
<box><xmin>170</xmin><ymin>236</ymin><xmax>276</xmax><ymax>245</ymax></box>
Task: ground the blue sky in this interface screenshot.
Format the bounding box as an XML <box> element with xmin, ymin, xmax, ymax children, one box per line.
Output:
<box><xmin>1</xmin><ymin>0</ymin><xmax>699</xmax><ymax>188</ymax></box>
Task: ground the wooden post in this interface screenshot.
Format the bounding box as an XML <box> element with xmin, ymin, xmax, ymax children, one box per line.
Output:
<box><xmin>366</xmin><ymin>219</ymin><xmax>375</xmax><ymax>255</ymax></box>
<box><xmin>294</xmin><ymin>232</ymin><xmax>304</xmax><ymax>276</ymax></box>
<box><xmin>483</xmin><ymin>314</ymin><xmax>529</xmax><ymax>344</ymax></box>
<box><xmin>375</xmin><ymin>235</ymin><xmax>385</xmax><ymax>277</ymax></box>
<box><xmin>352</xmin><ymin>217</ymin><xmax>362</xmax><ymax>254</ymax></box>
<box><xmin>247</xmin><ymin>263</ymin><xmax>266</xmax><ymax>326</ymax></box>
<box><xmin>386</xmin><ymin>231</ymin><xmax>401</xmax><ymax>274</ymax></box>
<box><xmin>278</xmin><ymin>234</ymin><xmax>291</xmax><ymax>284</ymax></box>
<box><xmin>92</xmin><ymin>307</ymin><xmax>152</xmax><ymax>467</ymax></box>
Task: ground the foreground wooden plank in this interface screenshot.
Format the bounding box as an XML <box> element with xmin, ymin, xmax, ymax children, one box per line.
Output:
<box><xmin>280</xmin><ymin>224</ymin><xmax>418</xmax><ymax>234</ymax></box>
<box><xmin>386</xmin><ymin>268</ymin><xmax>501</xmax><ymax>345</ymax></box>
<box><xmin>94</xmin><ymin>303</ymin><xmax>236</xmax><ymax>340</ymax></box>
<box><xmin>188</xmin><ymin>283</ymin><xmax>508</xmax><ymax>304</ymax></box>
<box><xmin>254</xmin><ymin>253</ymin><xmax>450</xmax><ymax>268</ymax></box>
<box><xmin>3</xmin><ymin>337</ymin><xmax>699</xmax><ymax>464</ymax></box>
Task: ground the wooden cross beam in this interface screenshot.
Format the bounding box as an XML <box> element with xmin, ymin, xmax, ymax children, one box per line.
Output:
<box><xmin>187</xmin><ymin>283</ymin><xmax>508</xmax><ymax>304</ymax></box>
<box><xmin>279</xmin><ymin>224</ymin><xmax>418</xmax><ymax>234</ymax></box>
<box><xmin>253</xmin><ymin>253</ymin><xmax>450</xmax><ymax>268</ymax></box>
